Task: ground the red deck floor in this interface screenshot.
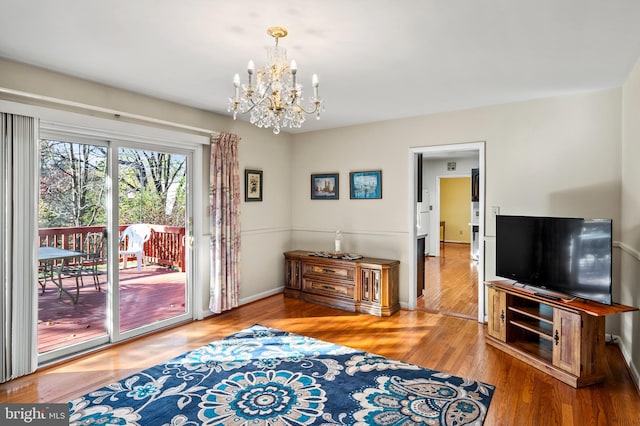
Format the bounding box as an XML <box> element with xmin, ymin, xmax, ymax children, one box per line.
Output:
<box><xmin>37</xmin><ymin>265</ymin><xmax>187</xmax><ymax>354</ymax></box>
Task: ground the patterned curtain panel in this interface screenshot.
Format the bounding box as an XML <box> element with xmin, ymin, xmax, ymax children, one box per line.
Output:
<box><xmin>1</xmin><ymin>112</ymin><xmax>38</xmax><ymax>383</ymax></box>
<box><xmin>209</xmin><ymin>132</ymin><xmax>241</xmax><ymax>314</ymax></box>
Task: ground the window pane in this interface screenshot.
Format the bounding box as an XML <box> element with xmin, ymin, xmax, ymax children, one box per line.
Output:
<box><xmin>118</xmin><ymin>147</ymin><xmax>188</xmax><ymax>333</ymax></box>
<box><xmin>38</xmin><ymin>139</ymin><xmax>108</xmax><ymax>354</ymax></box>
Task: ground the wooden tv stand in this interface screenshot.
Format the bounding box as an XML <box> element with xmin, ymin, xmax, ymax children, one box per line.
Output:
<box><xmin>485</xmin><ymin>280</ymin><xmax>637</xmax><ymax>388</ymax></box>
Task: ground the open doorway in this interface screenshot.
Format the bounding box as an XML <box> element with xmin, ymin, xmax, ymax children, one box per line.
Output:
<box><xmin>421</xmin><ymin>175</ymin><xmax>477</xmax><ymax>319</ymax></box>
<box><xmin>409</xmin><ymin>142</ymin><xmax>484</xmax><ymax>322</ymax></box>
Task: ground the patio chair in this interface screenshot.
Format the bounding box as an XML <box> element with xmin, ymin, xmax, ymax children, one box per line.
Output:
<box><xmin>61</xmin><ymin>231</ymin><xmax>106</xmax><ymax>292</ymax></box>
<box><xmin>82</xmin><ymin>231</ymin><xmax>106</xmax><ymax>291</ymax></box>
<box><xmin>120</xmin><ymin>224</ymin><xmax>151</xmax><ymax>272</ymax></box>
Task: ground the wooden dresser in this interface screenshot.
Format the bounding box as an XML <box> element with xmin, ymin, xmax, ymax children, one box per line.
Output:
<box><xmin>284</xmin><ymin>250</ymin><xmax>400</xmax><ymax>316</ymax></box>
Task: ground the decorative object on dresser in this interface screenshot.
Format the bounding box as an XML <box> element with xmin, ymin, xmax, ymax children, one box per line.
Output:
<box><xmin>485</xmin><ymin>280</ymin><xmax>638</xmax><ymax>388</ymax></box>
<box><xmin>334</xmin><ymin>230</ymin><xmax>342</xmax><ymax>253</ymax></box>
<box><xmin>350</xmin><ymin>170</ymin><xmax>382</xmax><ymax>199</ymax></box>
<box><xmin>244</xmin><ymin>169</ymin><xmax>263</xmax><ymax>202</ymax></box>
<box><xmin>310</xmin><ymin>173</ymin><xmax>339</xmax><ymax>199</ymax></box>
<box><xmin>284</xmin><ymin>250</ymin><xmax>399</xmax><ymax>316</ymax></box>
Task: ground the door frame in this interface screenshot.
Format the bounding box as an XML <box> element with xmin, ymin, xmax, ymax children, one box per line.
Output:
<box><xmin>407</xmin><ymin>142</ymin><xmax>485</xmax><ymax>322</ymax></box>
<box><xmin>34</xmin><ymin>112</ymin><xmax>206</xmax><ymax>364</ymax></box>
<box><xmin>110</xmin><ymin>141</ymin><xmax>195</xmax><ymax>343</ymax></box>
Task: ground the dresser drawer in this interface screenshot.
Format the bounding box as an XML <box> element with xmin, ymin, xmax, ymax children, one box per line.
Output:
<box><xmin>304</xmin><ymin>263</ymin><xmax>355</xmax><ymax>281</ymax></box>
<box><xmin>303</xmin><ymin>278</ymin><xmax>355</xmax><ymax>300</ymax></box>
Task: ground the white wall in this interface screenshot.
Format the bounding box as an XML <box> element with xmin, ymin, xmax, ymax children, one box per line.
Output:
<box><xmin>289</xmin><ymin>125</ymin><xmax>408</xmax><ymax>289</ymax></box>
<box><xmin>620</xmin><ymin>57</ymin><xmax>640</xmax><ymax>385</ymax></box>
<box><xmin>291</xmin><ymin>89</ymin><xmax>623</xmax><ymax>312</ymax></box>
<box><xmin>235</xmin><ymin>124</ymin><xmax>293</xmax><ymax>304</ymax></box>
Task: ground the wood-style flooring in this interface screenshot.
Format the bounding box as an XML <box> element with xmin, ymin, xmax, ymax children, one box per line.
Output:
<box><xmin>1</xmin><ymin>294</ymin><xmax>639</xmax><ymax>425</ymax></box>
<box><xmin>420</xmin><ymin>242</ymin><xmax>478</xmax><ymax>319</ymax></box>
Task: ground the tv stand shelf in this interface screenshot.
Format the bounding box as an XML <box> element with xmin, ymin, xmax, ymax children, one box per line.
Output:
<box><xmin>485</xmin><ymin>280</ymin><xmax>638</xmax><ymax>388</ymax></box>
<box><xmin>509</xmin><ymin>318</ymin><xmax>553</xmax><ymax>340</ymax></box>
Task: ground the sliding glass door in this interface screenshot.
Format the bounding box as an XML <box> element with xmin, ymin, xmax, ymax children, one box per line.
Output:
<box><xmin>117</xmin><ymin>147</ymin><xmax>190</xmax><ymax>336</ymax></box>
<box><xmin>37</xmin><ymin>133</ymin><xmax>193</xmax><ymax>361</ymax></box>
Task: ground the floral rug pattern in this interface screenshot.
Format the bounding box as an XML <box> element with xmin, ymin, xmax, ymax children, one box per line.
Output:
<box><xmin>69</xmin><ymin>324</ymin><xmax>495</xmax><ymax>425</ymax></box>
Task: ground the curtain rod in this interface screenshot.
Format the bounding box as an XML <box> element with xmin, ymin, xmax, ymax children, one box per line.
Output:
<box><xmin>0</xmin><ymin>87</ymin><xmax>219</xmax><ymax>137</ymax></box>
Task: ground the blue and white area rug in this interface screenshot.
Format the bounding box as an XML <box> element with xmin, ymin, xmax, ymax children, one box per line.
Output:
<box><xmin>69</xmin><ymin>324</ymin><xmax>495</xmax><ymax>425</ymax></box>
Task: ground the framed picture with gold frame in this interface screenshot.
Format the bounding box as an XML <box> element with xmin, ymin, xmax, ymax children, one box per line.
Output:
<box><xmin>245</xmin><ymin>169</ymin><xmax>263</xmax><ymax>202</ymax></box>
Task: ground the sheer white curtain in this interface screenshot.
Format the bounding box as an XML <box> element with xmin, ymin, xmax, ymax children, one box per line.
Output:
<box><xmin>1</xmin><ymin>112</ymin><xmax>38</xmax><ymax>382</ymax></box>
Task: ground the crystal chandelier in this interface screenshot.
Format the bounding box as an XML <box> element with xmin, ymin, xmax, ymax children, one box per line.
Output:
<box><xmin>228</xmin><ymin>26</ymin><xmax>324</xmax><ymax>134</ymax></box>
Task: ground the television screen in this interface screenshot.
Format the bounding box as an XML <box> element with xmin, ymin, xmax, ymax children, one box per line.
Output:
<box><xmin>495</xmin><ymin>215</ymin><xmax>612</xmax><ymax>305</ymax></box>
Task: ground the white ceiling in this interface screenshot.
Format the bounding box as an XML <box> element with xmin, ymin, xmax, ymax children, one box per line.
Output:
<box><xmin>1</xmin><ymin>0</ymin><xmax>640</xmax><ymax>134</ymax></box>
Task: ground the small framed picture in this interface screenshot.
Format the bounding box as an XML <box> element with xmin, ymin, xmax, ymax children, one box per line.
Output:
<box><xmin>245</xmin><ymin>169</ymin><xmax>263</xmax><ymax>202</ymax></box>
<box><xmin>311</xmin><ymin>173</ymin><xmax>339</xmax><ymax>200</ymax></box>
<box><xmin>350</xmin><ymin>170</ymin><xmax>382</xmax><ymax>199</ymax></box>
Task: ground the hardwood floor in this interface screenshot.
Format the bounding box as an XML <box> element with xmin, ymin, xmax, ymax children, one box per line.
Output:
<box><xmin>1</xmin><ymin>294</ymin><xmax>638</xmax><ymax>425</ymax></box>
<box><xmin>420</xmin><ymin>242</ymin><xmax>478</xmax><ymax>319</ymax></box>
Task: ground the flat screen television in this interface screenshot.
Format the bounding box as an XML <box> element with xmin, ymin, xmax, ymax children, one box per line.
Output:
<box><xmin>495</xmin><ymin>215</ymin><xmax>613</xmax><ymax>305</ymax></box>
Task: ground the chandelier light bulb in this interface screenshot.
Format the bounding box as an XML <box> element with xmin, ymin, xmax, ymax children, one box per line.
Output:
<box><xmin>232</xmin><ymin>73</ymin><xmax>240</xmax><ymax>103</ymax></box>
<box><xmin>228</xmin><ymin>26</ymin><xmax>324</xmax><ymax>134</ymax></box>
<box><xmin>312</xmin><ymin>73</ymin><xmax>319</xmax><ymax>101</ymax></box>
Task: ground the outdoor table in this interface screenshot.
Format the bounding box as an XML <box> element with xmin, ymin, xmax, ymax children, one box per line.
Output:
<box><xmin>38</xmin><ymin>247</ymin><xmax>84</xmax><ymax>304</ymax></box>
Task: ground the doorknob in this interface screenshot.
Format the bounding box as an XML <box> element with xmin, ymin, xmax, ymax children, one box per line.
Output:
<box><xmin>188</xmin><ymin>217</ymin><xmax>194</xmax><ymax>247</ymax></box>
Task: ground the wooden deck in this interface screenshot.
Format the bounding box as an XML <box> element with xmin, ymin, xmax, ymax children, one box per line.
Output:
<box><xmin>38</xmin><ymin>265</ymin><xmax>186</xmax><ymax>354</ymax></box>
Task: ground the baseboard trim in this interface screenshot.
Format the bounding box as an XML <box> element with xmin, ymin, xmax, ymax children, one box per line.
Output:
<box><xmin>615</xmin><ymin>333</ymin><xmax>640</xmax><ymax>391</ymax></box>
<box><xmin>613</xmin><ymin>242</ymin><xmax>640</xmax><ymax>391</ymax></box>
<box><xmin>196</xmin><ymin>287</ymin><xmax>285</xmax><ymax>319</ymax></box>
<box><xmin>240</xmin><ymin>287</ymin><xmax>284</xmax><ymax>305</ymax></box>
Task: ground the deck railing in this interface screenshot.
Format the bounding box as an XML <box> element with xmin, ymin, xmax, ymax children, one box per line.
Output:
<box><xmin>38</xmin><ymin>224</ymin><xmax>186</xmax><ymax>271</ymax></box>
